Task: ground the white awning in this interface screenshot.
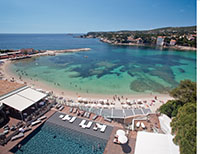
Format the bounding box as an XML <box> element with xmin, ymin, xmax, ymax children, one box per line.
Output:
<box><xmin>1</xmin><ymin>94</ymin><xmax>35</xmax><ymax>112</ymax></box>
<box><xmin>0</xmin><ymin>87</ymin><xmax>47</xmax><ymax>112</ymax></box>
<box><xmin>18</xmin><ymin>88</ymin><xmax>47</xmax><ymax>102</ymax></box>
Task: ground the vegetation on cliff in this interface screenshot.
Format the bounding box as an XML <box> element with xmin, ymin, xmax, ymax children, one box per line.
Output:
<box><xmin>159</xmin><ymin>80</ymin><xmax>196</xmax><ymax>154</ymax></box>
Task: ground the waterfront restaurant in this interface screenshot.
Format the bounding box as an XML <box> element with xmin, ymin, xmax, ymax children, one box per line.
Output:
<box><xmin>0</xmin><ymin>80</ymin><xmax>48</xmax><ymax>121</ymax></box>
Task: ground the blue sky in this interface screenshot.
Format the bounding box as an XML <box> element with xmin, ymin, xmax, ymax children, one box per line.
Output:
<box><xmin>0</xmin><ymin>0</ymin><xmax>196</xmax><ymax>33</ymax></box>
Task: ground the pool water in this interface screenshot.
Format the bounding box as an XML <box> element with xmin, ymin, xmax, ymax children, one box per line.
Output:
<box><xmin>11</xmin><ymin>122</ymin><xmax>107</xmax><ymax>154</ymax></box>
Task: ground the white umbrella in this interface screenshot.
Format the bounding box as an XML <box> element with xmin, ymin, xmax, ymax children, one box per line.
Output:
<box><xmin>97</xmin><ymin>104</ymin><xmax>102</xmax><ymax>108</ymax></box>
<box><xmin>126</xmin><ymin>99</ymin><xmax>131</xmax><ymax>103</ymax></box>
<box><xmin>118</xmin><ymin>135</ymin><xmax>128</xmax><ymax>144</ymax></box>
<box><xmin>82</xmin><ymin>98</ymin><xmax>87</xmax><ymax>102</ymax></box>
<box><xmin>123</xmin><ymin>104</ymin><xmax>129</xmax><ymax>108</ymax></box>
<box><xmin>103</xmin><ymin>99</ymin><xmax>107</xmax><ymax>104</ymax></box>
<box><xmin>103</xmin><ymin>104</ymin><xmax>109</xmax><ymax>108</ymax></box>
<box><xmin>78</xmin><ymin>97</ymin><xmax>82</xmax><ymax>102</ymax></box>
<box><xmin>116</xmin><ymin>129</ymin><xmax>125</xmax><ymax>136</ymax></box>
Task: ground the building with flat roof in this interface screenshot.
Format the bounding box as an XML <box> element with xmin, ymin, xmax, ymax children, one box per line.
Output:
<box><xmin>0</xmin><ymin>80</ymin><xmax>47</xmax><ymax>121</ymax></box>
<box><xmin>156</xmin><ymin>36</ymin><xmax>165</xmax><ymax>46</ymax></box>
<box><xmin>134</xmin><ymin>131</ymin><xmax>179</xmax><ymax>154</ymax></box>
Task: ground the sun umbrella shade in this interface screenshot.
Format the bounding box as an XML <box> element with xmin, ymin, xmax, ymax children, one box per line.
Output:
<box><xmin>116</xmin><ymin>129</ymin><xmax>125</xmax><ymax>136</ymax></box>
<box><xmin>118</xmin><ymin>135</ymin><xmax>128</xmax><ymax>144</ymax></box>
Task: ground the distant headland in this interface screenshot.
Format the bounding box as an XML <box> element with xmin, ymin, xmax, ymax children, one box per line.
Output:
<box><xmin>80</xmin><ymin>26</ymin><xmax>196</xmax><ymax>51</ymax></box>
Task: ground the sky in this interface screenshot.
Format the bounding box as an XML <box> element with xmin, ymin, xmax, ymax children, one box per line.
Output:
<box><xmin>0</xmin><ymin>0</ymin><xmax>196</xmax><ymax>33</ymax></box>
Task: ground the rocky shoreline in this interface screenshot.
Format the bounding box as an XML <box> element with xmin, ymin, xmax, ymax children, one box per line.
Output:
<box><xmin>99</xmin><ymin>38</ymin><xmax>197</xmax><ymax>51</ymax></box>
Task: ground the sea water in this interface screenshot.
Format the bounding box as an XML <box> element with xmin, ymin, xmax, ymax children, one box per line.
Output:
<box><xmin>0</xmin><ymin>34</ymin><xmax>196</xmax><ymax>95</ymax></box>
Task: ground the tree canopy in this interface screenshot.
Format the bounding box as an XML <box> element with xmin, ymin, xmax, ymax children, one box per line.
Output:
<box><xmin>171</xmin><ymin>103</ymin><xmax>196</xmax><ymax>154</ymax></box>
<box><xmin>170</xmin><ymin>80</ymin><xmax>196</xmax><ymax>104</ymax></box>
<box><xmin>159</xmin><ymin>79</ymin><xmax>196</xmax><ymax>154</ymax></box>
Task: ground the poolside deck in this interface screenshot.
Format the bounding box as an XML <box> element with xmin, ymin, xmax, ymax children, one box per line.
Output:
<box><xmin>61</xmin><ymin>106</ymin><xmax>124</xmax><ymax>128</ymax></box>
<box><xmin>48</xmin><ymin>111</ymin><xmax>113</xmax><ymax>140</ymax></box>
<box><xmin>0</xmin><ymin>110</ymin><xmax>55</xmax><ymax>154</ymax></box>
<box><xmin>104</xmin><ymin>127</ymin><xmax>137</xmax><ymax>154</ymax></box>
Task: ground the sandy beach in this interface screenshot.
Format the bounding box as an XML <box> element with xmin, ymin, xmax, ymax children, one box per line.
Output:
<box><xmin>0</xmin><ymin>59</ymin><xmax>173</xmax><ymax>112</ymax></box>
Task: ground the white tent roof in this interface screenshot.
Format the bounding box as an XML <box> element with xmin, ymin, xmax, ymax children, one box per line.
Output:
<box><xmin>135</xmin><ymin>132</ymin><xmax>179</xmax><ymax>154</ymax></box>
<box><xmin>1</xmin><ymin>94</ymin><xmax>35</xmax><ymax>112</ymax></box>
<box><xmin>18</xmin><ymin>88</ymin><xmax>47</xmax><ymax>102</ymax></box>
<box><xmin>0</xmin><ymin>88</ymin><xmax>47</xmax><ymax>112</ymax></box>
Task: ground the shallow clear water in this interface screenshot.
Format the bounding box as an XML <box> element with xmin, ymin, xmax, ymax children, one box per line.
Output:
<box><xmin>1</xmin><ymin>34</ymin><xmax>196</xmax><ymax>95</ymax></box>
<box><xmin>12</xmin><ymin>122</ymin><xmax>107</xmax><ymax>154</ymax></box>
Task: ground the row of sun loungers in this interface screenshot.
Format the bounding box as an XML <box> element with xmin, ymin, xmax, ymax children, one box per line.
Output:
<box><xmin>59</xmin><ymin>113</ymin><xmax>107</xmax><ymax>133</ymax></box>
<box><xmin>79</xmin><ymin>120</ymin><xmax>93</xmax><ymax>129</ymax></box>
<box><xmin>69</xmin><ymin>107</ymin><xmax>91</xmax><ymax>119</ymax></box>
<box><xmin>93</xmin><ymin>123</ymin><xmax>107</xmax><ymax>133</ymax></box>
<box><xmin>79</xmin><ymin>119</ymin><xmax>107</xmax><ymax>132</ymax></box>
<box><xmin>59</xmin><ymin>114</ymin><xmax>77</xmax><ymax>123</ymax></box>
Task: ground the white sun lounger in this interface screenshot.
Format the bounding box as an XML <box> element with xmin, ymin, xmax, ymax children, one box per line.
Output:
<box><xmin>136</xmin><ymin>122</ymin><xmax>140</xmax><ymax>128</ymax></box>
<box><xmin>93</xmin><ymin>126</ymin><xmax>98</xmax><ymax>131</ymax></box>
<box><xmin>62</xmin><ymin>115</ymin><xmax>71</xmax><ymax>121</ymax></box>
<box><xmin>96</xmin><ymin>123</ymin><xmax>102</xmax><ymax>129</ymax></box>
<box><xmin>86</xmin><ymin>121</ymin><xmax>93</xmax><ymax>129</ymax></box>
<box><xmin>59</xmin><ymin>115</ymin><xmax>64</xmax><ymax>119</ymax></box>
<box><xmin>69</xmin><ymin>117</ymin><xmax>77</xmax><ymax>123</ymax></box>
<box><xmin>38</xmin><ymin>116</ymin><xmax>47</xmax><ymax>121</ymax></box>
<box><xmin>79</xmin><ymin>120</ymin><xmax>86</xmax><ymax>127</ymax></box>
<box><xmin>141</xmin><ymin>122</ymin><xmax>146</xmax><ymax>129</ymax></box>
<box><xmin>11</xmin><ymin>132</ymin><xmax>24</xmax><ymax>141</ymax></box>
<box><xmin>31</xmin><ymin>120</ymin><xmax>41</xmax><ymax>126</ymax></box>
<box><xmin>100</xmin><ymin>125</ymin><xmax>107</xmax><ymax>133</ymax></box>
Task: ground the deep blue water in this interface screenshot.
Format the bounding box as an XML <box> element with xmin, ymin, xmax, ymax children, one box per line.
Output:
<box><xmin>11</xmin><ymin>122</ymin><xmax>107</xmax><ymax>154</ymax></box>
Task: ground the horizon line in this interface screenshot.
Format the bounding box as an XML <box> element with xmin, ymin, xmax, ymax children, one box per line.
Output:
<box><xmin>0</xmin><ymin>25</ymin><xmax>196</xmax><ymax>34</ymax></box>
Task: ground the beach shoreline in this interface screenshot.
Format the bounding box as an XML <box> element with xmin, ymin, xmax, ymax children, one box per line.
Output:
<box><xmin>0</xmin><ymin>59</ymin><xmax>173</xmax><ymax>112</ymax></box>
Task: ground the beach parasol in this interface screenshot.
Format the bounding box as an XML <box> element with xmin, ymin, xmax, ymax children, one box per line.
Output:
<box><xmin>82</xmin><ymin>98</ymin><xmax>87</xmax><ymax>102</ymax></box>
<box><xmin>97</xmin><ymin>104</ymin><xmax>102</xmax><ymax>108</ymax></box>
<box><xmin>116</xmin><ymin>129</ymin><xmax>125</xmax><ymax>136</ymax></box>
<box><xmin>78</xmin><ymin>97</ymin><xmax>82</xmax><ymax>102</ymax></box>
<box><xmin>123</xmin><ymin>104</ymin><xmax>129</xmax><ymax>109</ymax></box>
<box><xmin>103</xmin><ymin>104</ymin><xmax>108</xmax><ymax>108</ymax></box>
<box><xmin>118</xmin><ymin>135</ymin><xmax>128</xmax><ymax>144</ymax></box>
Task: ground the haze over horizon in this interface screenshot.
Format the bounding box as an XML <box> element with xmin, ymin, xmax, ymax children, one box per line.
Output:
<box><xmin>0</xmin><ymin>0</ymin><xmax>196</xmax><ymax>33</ymax></box>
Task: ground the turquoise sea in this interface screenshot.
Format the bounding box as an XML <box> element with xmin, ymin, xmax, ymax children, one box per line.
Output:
<box><xmin>0</xmin><ymin>34</ymin><xmax>196</xmax><ymax>95</ymax></box>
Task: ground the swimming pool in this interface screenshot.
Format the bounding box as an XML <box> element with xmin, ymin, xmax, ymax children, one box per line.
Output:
<box><xmin>11</xmin><ymin>122</ymin><xmax>107</xmax><ymax>154</ymax></box>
